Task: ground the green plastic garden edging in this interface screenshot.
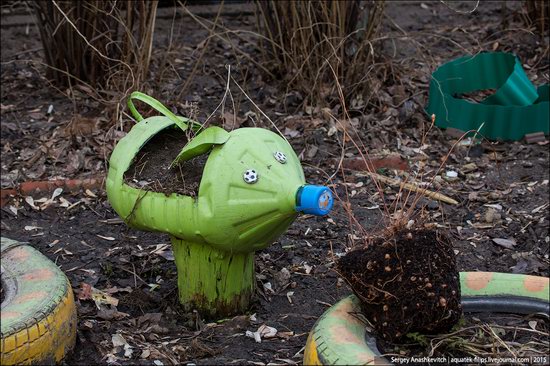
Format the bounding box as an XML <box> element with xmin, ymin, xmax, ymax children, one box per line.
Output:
<box><xmin>426</xmin><ymin>52</ymin><xmax>549</xmax><ymax>141</ymax></box>
<box><xmin>303</xmin><ymin>271</ymin><xmax>549</xmax><ymax>365</ymax></box>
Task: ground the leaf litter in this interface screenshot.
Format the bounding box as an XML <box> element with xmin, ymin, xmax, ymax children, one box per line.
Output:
<box><xmin>0</xmin><ymin>1</ymin><xmax>548</xmax><ymax>364</ymax></box>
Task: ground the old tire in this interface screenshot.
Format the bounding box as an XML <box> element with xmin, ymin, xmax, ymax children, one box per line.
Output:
<box><xmin>303</xmin><ymin>272</ymin><xmax>549</xmax><ymax>365</ymax></box>
<box><xmin>1</xmin><ymin>238</ymin><xmax>77</xmax><ymax>365</ymax></box>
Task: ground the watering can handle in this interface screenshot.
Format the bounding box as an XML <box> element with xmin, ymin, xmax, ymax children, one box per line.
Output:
<box><xmin>127</xmin><ymin>91</ymin><xmax>192</xmax><ymax>132</ymax></box>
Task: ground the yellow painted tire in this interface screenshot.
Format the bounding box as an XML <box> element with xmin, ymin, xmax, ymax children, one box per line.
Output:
<box><xmin>1</xmin><ymin>238</ymin><xmax>77</xmax><ymax>365</ymax></box>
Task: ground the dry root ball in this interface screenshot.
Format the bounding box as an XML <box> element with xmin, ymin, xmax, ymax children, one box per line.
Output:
<box><xmin>338</xmin><ymin>229</ymin><xmax>462</xmax><ymax>342</ymax></box>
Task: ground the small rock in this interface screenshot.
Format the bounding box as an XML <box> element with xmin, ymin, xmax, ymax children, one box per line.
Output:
<box><xmin>461</xmin><ymin>162</ymin><xmax>477</xmax><ymax>173</ymax></box>
<box><xmin>274</xmin><ymin>268</ymin><xmax>291</xmax><ymax>289</ymax></box>
<box><xmin>399</xmin><ymin>100</ymin><xmax>415</xmax><ymax>121</ymax></box>
<box><xmin>444</xmin><ymin>170</ymin><xmax>459</xmax><ymax>182</ymax></box>
<box><xmin>484</xmin><ymin>208</ymin><xmax>501</xmax><ymax>223</ymax></box>
<box><xmin>427</xmin><ymin>200</ymin><xmax>439</xmax><ymax>210</ymax></box>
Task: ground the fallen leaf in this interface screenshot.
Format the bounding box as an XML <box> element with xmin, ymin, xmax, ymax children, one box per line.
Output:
<box><xmin>245</xmin><ymin>330</ymin><xmax>262</xmax><ymax>343</ymax></box>
<box><xmin>78</xmin><ymin>284</ymin><xmax>119</xmax><ymax>308</ymax></box>
<box><xmin>492</xmin><ymin>238</ymin><xmax>516</xmax><ymax>249</ymax></box>
<box><xmin>24</xmin><ymin>225</ymin><xmax>42</xmax><ymax>231</ymax></box>
<box><xmin>137</xmin><ymin>313</ymin><xmax>163</xmax><ymax>328</ymax></box>
<box><xmin>8</xmin><ymin>205</ymin><xmax>18</xmax><ymax>216</ymax></box>
<box><xmin>111</xmin><ymin>333</ymin><xmax>127</xmax><ymax>348</ymax></box>
<box><xmin>92</xmin><ymin>288</ymin><xmax>119</xmax><ymax>308</ymax></box>
<box><xmin>25</xmin><ymin>196</ymin><xmax>38</xmax><ymax>209</ymax></box>
<box><xmin>484</xmin><ymin>204</ymin><xmax>502</xmax><ymax>211</ymax></box>
<box><xmin>283</xmin><ymin>127</ymin><xmax>301</xmax><ymax>138</ymax></box>
<box><xmin>103</xmin><ymin>286</ymin><xmax>133</xmax><ymax>295</ymax></box>
<box><xmin>151</xmin><ymin>244</ymin><xmax>174</xmax><ymax>261</ymax></box>
<box><xmin>97</xmin><ymin>235</ymin><xmax>115</xmax><ymax>241</ymax></box>
<box><xmin>286</xmin><ymin>291</ymin><xmax>294</xmax><ymax>304</ymax></box>
<box><xmin>263</xmin><ymin>282</ymin><xmax>274</xmax><ymax>294</ymax></box>
<box><xmin>532</xmin><ymin>203</ymin><xmax>548</xmax><ymax>214</ymax></box>
<box><xmin>277</xmin><ymin>332</ymin><xmax>294</xmax><ymax>340</ymax></box>
<box><xmin>306</xmin><ymin>145</ymin><xmax>318</xmax><ymax>159</ymax></box>
<box><xmin>222</xmin><ymin>111</ymin><xmax>244</xmax><ymax>130</ymax></box>
<box><xmin>97</xmin><ymin>307</ymin><xmax>129</xmax><ymax>320</ymax></box>
<box><xmin>78</xmin><ymin>283</ymin><xmax>93</xmax><ymax>300</ymax></box>
<box><xmin>59</xmin><ymin>197</ymin><xmax>71</xmax><ymax>208</ymax></box>
<box><xmin>51</xmin><ymin>187</ymin><xmax>63</xmax><ymax>200</ymax></box>
<box><xmin>258</xmin><ymin>324</ymin><xmax>278</xmax><ymax>338</ymax></box>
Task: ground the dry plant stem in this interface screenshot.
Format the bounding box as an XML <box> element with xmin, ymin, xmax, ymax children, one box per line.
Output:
<box><xmin>180</xmin><ymin>3</ymin><xmax>275</xmax><ymax>78</ymax></box>
<box><xmin>229</xmin><ymin>75</ymin><xmax>287</xmax><ymax>142</ymax></box>
<box><xmin>32</xmin><ymin>1</ymin><xmax>158</xmax><ymax>122</ymax></box>
<box><xmin>440</xmin><ymin>0</ymin><xmax>480</xmax><ymax>14</ymax></box>
<box><xmin>201</xmin><ymin>65</ymin><xmax>233</xmax><ymax>128</ymax></box>
<box><xmin>424</xmin><ymin>322</ymin><xmax>550</xmax><ymax>359</ymax></box>
<box><xmin>257</xmin><ymin>0</ymin><xmax>385</xmax><ymax>105</ymax></box>
<box><xmin>302</xmin><ymin>162</ymin><xmax>369</xmax><ymax>240</ymax></box>
<box><xmin>323</xmin><ymin>61</ymin><xmax>391</xmax><ymax>222</ymax></box>
<box><xmin>523</xmin><ymin>0</ymin><xmax>549</xmax><ymax>36</ymax></box>
<box><xmin>176</xmin><ymin>1</ymin><xmax>224</xmax><ymax>98</ymax></box>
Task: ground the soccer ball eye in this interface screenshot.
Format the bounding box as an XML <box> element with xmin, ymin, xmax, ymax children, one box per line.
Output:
<box><xmin>243</xmin><ymin>169</ymin><xmax>258</xmax><ymax>184</ymax></box>
<box><xmin>273</xmin><ymin>151</ymin><xmax>287</xmax><ymax>164</ymax></box>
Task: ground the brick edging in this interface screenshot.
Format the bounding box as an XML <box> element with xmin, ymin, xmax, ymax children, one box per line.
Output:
<box><xmin>0</xmin><ymin>176</ymin><xmax>105</xmax><ymax>207</ymax></box>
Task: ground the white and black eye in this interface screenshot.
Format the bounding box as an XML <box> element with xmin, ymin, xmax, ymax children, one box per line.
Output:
<box><xmin>243</xmin><ymin>169</ymin><xmax>258</xmax><ymax>184</ymax></box>
<box><xmin>273</xmin><ymin>151</ymin><xmax>287</xmax><ymax>164</ymax></box>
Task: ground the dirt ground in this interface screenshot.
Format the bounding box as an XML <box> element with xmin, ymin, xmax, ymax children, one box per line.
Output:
<box><xmin>1</xmin><ymin>1</ymin><xmax>549</xmax><ymax>365</ymax></box>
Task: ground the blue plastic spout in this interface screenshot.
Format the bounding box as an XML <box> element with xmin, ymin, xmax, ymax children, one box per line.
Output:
<box><xmin>295</xmin><ymin>185</ymin><xmax>334</xmax><ymax>216</ymax></box>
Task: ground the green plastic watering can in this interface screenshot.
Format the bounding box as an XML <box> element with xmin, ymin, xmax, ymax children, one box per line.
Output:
<box><xmin>106</xmin><ymin>92</ymin><xmax>333</xmax><ymax>317</ymax></box>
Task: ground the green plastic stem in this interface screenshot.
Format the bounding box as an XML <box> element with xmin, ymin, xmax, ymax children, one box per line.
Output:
<box><xmin>127</xmin><ymin>91</ymin><xmax>190</xmax><ymax>132</ymax></box>
<box><xmin>171</xmin><ymin>237</ymin><xmax>255</xmax><ymax>318</ymax></box>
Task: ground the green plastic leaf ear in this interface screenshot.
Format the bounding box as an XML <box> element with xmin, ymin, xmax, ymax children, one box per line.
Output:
<box><xmin>128</xmin><ymin>91</ymin><xmax>194</xmax><ymax>132</ymax></box>
<box><xmin>171</xmin><ymin>126</ymin><xmax>230</xmax><ymax>166</ymax></box>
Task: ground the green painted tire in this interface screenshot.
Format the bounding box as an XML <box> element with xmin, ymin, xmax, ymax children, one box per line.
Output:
<box><xmin>304</xmin><ymin>272</ymin><xmax>549</xmax><ymax>365</ymax></box>
<box><xmin>1</xmin><ymin>238</ymin><xmax>77</xmax><ymax>365</ymax></box>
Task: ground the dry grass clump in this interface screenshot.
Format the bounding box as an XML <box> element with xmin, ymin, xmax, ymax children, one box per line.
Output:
<box><xmin>256</xmin><ymin>0</ymin><xmax>385</xmax><ymax>108</ymax></box>
<box><xmin>31</xmin><ymin>1</ymin><xmax>158</xmax><ymax>102</ymax></box>
<box><xmin>522</xmin><ymin>0</ymin><xmax>549</xmax><ymax>36</ymax></box>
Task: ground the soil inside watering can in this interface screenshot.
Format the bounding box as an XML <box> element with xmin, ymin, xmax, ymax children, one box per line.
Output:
<box><xmin>124</xmin><ymin>127</ymin><xmax>208</xmax><ymax>197</ymax></box>
<box><xmin>337</xmin><ymin>228</ymin><xmax>462</xmax><ymax>342</ymax></box>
